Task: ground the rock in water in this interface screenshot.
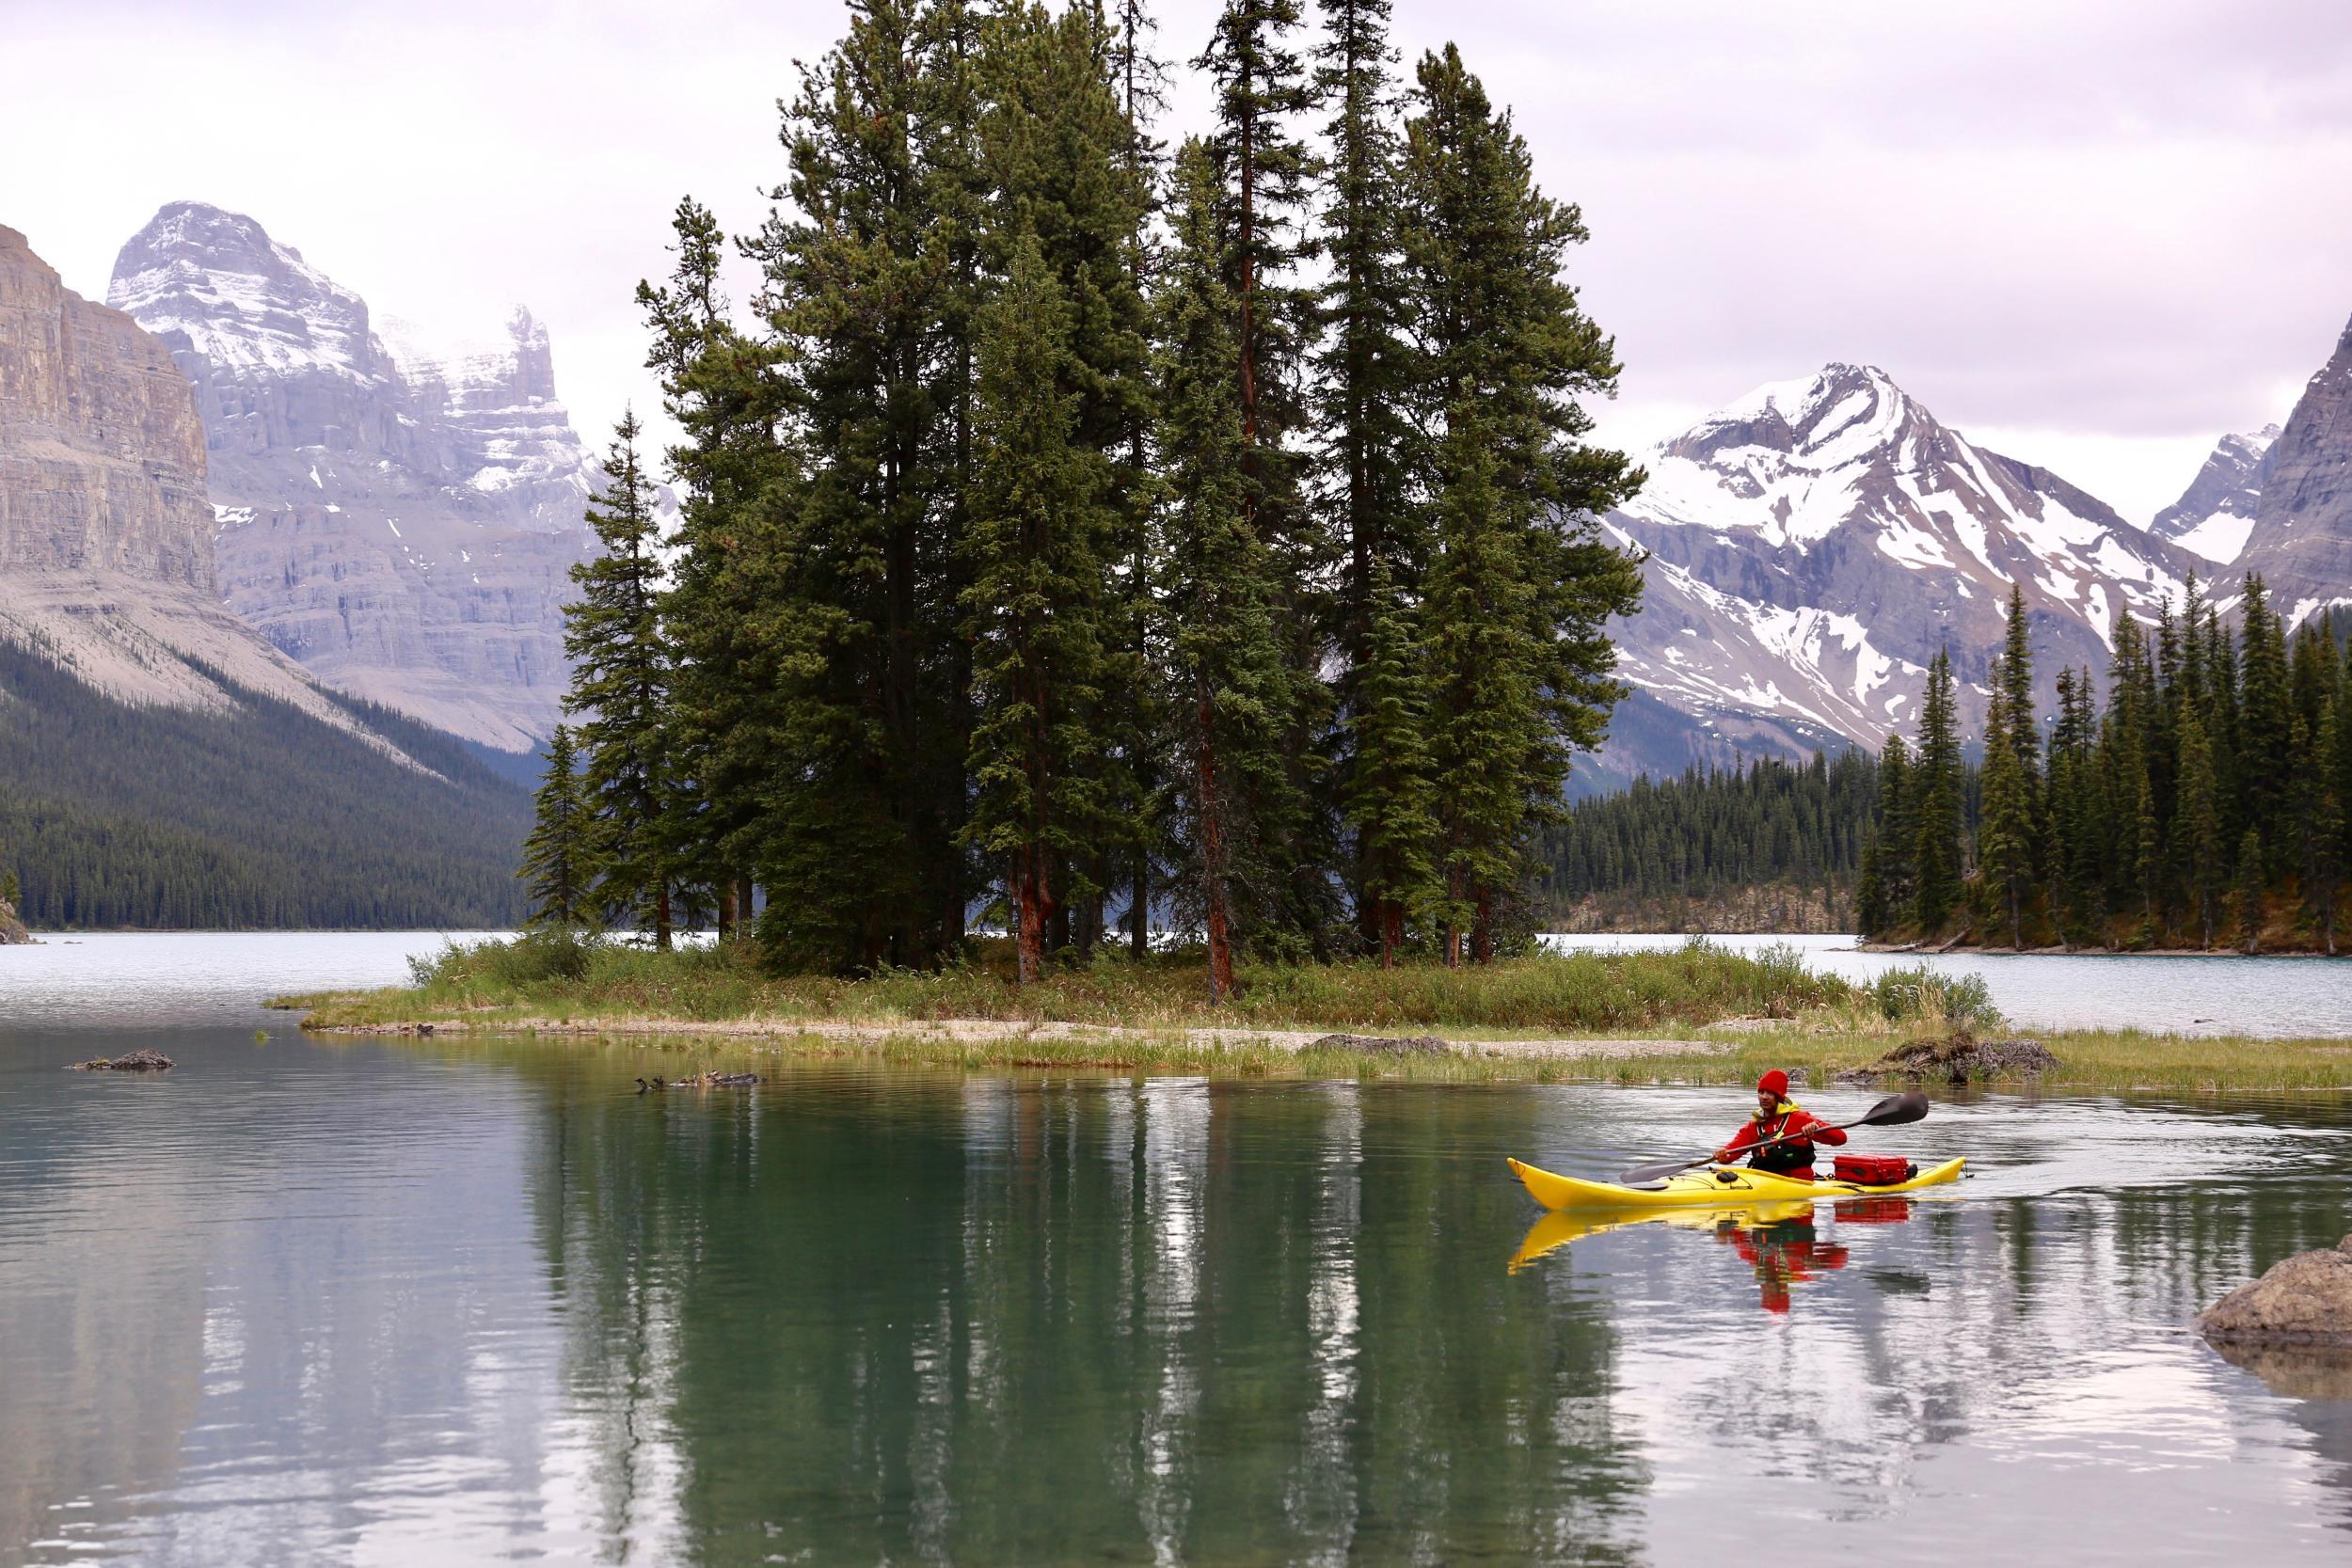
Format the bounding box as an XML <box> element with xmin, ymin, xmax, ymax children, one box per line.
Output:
<box><xmin>1306</xmin><ymin>1033</ymin><xmax>1451</xmax><ymax>1056</ymax></box>
<box><xmin>68</xmin><ymin>1048</ymin><xmax>176</xmax><ymax>1072</ymax></box>
<box><xmin>2198</xmin><ymin>1235</ymin><xmax>2352</xmax><ymax>1348</ymax></box>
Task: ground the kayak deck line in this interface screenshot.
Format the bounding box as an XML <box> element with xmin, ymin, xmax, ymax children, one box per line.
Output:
<box><xmin>1507</xmin><ymin>1155</ymin><xmax>1967</xmax><ymax>1211</ymax></box>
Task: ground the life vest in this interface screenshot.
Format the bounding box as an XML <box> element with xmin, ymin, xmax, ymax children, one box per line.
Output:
<box><xmin>1747</xmin><ymin>1103</ymin><xmax>1817</xmax><ymax>1174</ymax></box>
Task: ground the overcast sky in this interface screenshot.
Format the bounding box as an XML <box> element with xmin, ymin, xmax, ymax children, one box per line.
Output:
<box><xmin>9</xmin><ymin>0</ymin><xmax>2352</xmax><ymax>522</ymax></box>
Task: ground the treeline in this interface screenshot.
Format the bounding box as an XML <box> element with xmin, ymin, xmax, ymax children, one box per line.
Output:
<box><xmin>0</xmin><ymin>638</ymin><xmax>532</xmax><ymax>929</ymax></box>
<box><xmin>530</xmin><ymin>0</ymin><xmax>1644</xmax><ymax>988</ymax></box>
<box><xmin>1858</xmin><ymin>578</ymin><xmax>2352</xmax><ymax>953</ymax></box>
<box><xmin>1542</xmin><ymin>750</ymin><xmax>1877</xmax><ymax>909</ymax></box>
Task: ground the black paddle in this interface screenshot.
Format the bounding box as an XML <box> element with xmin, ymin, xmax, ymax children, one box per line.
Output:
<box><xmin>1615</xmin><ymin>1090</ymin><xmax>1931</xmax><ymax>1186</ymax></box>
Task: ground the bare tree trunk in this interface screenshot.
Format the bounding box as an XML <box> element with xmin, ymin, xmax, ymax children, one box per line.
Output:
<box><xmin>1015</xmin><ymin>849</ymin><xmax>1046</xmax><ymax>985</ymax></box>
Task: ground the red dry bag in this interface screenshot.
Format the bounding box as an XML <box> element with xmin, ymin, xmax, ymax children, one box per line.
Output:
<box><xmin>1832</xmin><ymin>1153</ymin><xmax>1913</xmax><ymax>1186</ymax></box>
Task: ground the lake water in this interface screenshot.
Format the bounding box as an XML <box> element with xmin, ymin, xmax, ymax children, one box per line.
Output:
<box><xmin>1549</xmin><ymin>932</ymin><xmax>2352</xmax><ymax>1037</ymax></box>
<box><xmin>5</xmin><ymin>934</ymin><xmax>2352</xmax><ymax>1565</ymax></box>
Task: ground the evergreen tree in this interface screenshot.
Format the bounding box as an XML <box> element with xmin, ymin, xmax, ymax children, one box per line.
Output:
<box><xmin>2238</xmin><ymin>574</ymin><xmax>2295</xmax><ymax>875</ymax></box>
<box><xmin>1877</xmin><ymin>735</ymin><xmax>1915</xmax><ymax>917</ymax></box>
<box><xmin>637</xmin><ymin>195</ymin><xmax>789</xmax><ymax>936</ymax></box>
<box><xmin>1402</xmin><ymin>42</ymin><xmax>1644</xmax><ymax>959</ymax></box>
<box><xmin>1978</xmin><ymin>667</ymin><xmax>2034</xmax><ymax>947</ymax></box>
<box><xmin>2000</xmin><ymin>581</ymin><xmax>2040</xmax><ymax>805</ymax></box>
<box><xmin>520</xmin><ymin>725</ymin><xmax>596</xmax><ymax>929</ymax></box>
<box><xmin>1155</xmin><ymin>138</ymin><xmax>1303</xmax><ymax>999</ymax></box>
<box><xmin>2177</xmin><ymin>705</ymin><xmax>2223</xmax><ymax>949</ymax></box>
<box><xmin>1344</xmin><ymin>553</ymin><xmax>1439</xmax><ymax>962</ymax></box>
<box><xmin>1911</xmin><ymin>649</ymin><xmax>1963</xmax><ymax>933</ymax></box>
<box><xmin>1312</xmin><ymin>0</ymin><xmax>1422</xmax><ymax>948</ymax></box>
<box><xmin>960</xmin><ymin>237</ymin><xmax>1114</xmax><ymax>982</ymax></box>
<box><xmin>2314</xmin><ymin>698</ymin><xmax>2344</xmax><ymax>955</ymax></box>
<box><xmin>566</xmin><ymin>414</ymin><xmax>675</xmax><ymax>948</ymax></box>
<box><xmin>2233</xmin><ymin>824</ymin><xmax>2266</xmax><ymax>953</ymax></box>
<box><xmin>749</xmin><ymin>0</ymin><xmax>975</xmax><ymax>970</ymax></box>
<box><xmin>1853</xmin><ymin>824</ymin><xmax>1886</xmax><ymax>938</ymax></box>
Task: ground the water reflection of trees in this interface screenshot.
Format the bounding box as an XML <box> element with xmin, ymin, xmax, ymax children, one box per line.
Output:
<box><xmin>530</xmin><ymin>1070</ymin><xmax>1650</xmax><ymax>1564</ymax></box>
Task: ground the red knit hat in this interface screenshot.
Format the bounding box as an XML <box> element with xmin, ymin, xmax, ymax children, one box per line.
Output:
<box><xmin>1757</xmin><ymin>1069</ymin><xmax>1790</xmax><ymax>1100</ymax></box>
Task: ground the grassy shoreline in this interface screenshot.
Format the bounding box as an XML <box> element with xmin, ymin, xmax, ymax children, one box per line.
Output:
<box><xmin>270</xmin><ymin>934</ymin><xmax>2352</xmax><ymax>1095</ymax></box>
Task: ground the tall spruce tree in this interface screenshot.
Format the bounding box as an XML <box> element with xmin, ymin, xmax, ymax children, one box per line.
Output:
<box><xmin>1911</xmin><ymin>649</ymin><xmax>1963</xmax><ymax>934</ymax></box>
<box><xmin>1344</xmin><ymin>552</ymin><xmax>1439</xmax><ymax>962</ymax></box>
<box><xmin>2312</xmin><ymin>698</ymin><xmax>2344</xmax><ymax>955</ymax></box>
<box><xmin>567</xmin><ymin>413</ymin><xmax>675</xmax><ymax>948</ymax></box>
<box><xmin>638</xmin><ymin>196</ymin><xmax>790</xmax><ymax>936</ymax></box>
<box><xmin>1311</xmin><ymin>0</ymin><xmax>1423</xmax><ymax>949</ymax></box>
<box><xmin>2238</xmin><ymin>573</ymin><xmax>2294</xmax><ymax>875</ymax></box>
<box><xmin>960</xmin><ymin>237</ymin><xmax>1114</xmax><ymax>982</ymax></box>
<box><xmin>1155</xmin><ymin>138</ymin><xmax>1303</xmax><ymax>999</ymax></box>
<box><xmin>520</xmin><ymin>724</ymin><xmax>596</xmax><ymax>929</ymax></box>
<box><xmin>2178</xmin><ymin>705</ymin><xmax>2223</xmax><ymax>949</ymax></box>
<box><xmin>1978</xmin><ymin>667</ymin><xmax>2034</xmax><ymax>947</ymax></box>
<box><xmin>2233</xmin><ymin>824</ymin><xmax>2266</xmax><ymax>953</ymax></box>
<box><xmin>1402</xmin><ymin>43</ymin><xmax>1644</xmax><ymax>959</ymax></box>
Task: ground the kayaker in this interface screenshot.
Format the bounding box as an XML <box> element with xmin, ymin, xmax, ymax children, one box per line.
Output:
<box><xmin>1713</xmin><ymin>1070</ymin><xmax>1846</xmax><ymax>1179</ymax></box>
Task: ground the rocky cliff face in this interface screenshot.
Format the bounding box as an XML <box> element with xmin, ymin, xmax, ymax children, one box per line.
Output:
<box><xmin>2237</xmin><ymin>313</ymin><xmax>2352</xmax><ymax>631</ymax></box>
<box><xmin>107</xmin><ymin>202</ymin><xmax>602</xmax><ymax>751</ymax></box>
<box><xmin>1597</xmin><ymin>364</ymin><xmax>2201</xmax><ymax>775</ymax></box>
<box><xmin>0</xmin><ymin>221</ymin><xmax>392</xmax><ymax>736</ymax></box>
<box><xmin>0</xmin><ymin>223</ymin><xmax>212</xmax><ymax>585</ymax></box>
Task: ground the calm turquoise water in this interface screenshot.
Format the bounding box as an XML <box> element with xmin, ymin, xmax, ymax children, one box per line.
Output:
<box><xmin>4</xmin><ymin>934</ymin><xmax>2351</xmax><ymax>1566</ymax></box>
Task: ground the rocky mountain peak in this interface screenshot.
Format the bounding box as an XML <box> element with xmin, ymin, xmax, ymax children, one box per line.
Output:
<box><xmin>2238</xmin><ymin>311</ymin><xmax>2352</xmax><ymax>629</ymax></box>
<box><xmin>2150</xmin><ymin>421</ymin><xmax>2280</xmax><ymax>564</ymax></box>
<box><xmin>103</xmin><ymin>201</ymin><xmax>607</xmax><ymax>751</ymax></box>
<box><xmin>107</xmin><ymin>201</ymin><xmax>383</xmax><ymax>385</ymax></box>
<box><xmin>1597</xmin><ymin>362</ymin><xmax>2201</xmax><ymax>784</ymax></box>
<box><xmin>1671</xmin><ymin>362</ymin><xmax>1921</xmax><ymax>468</ymax></box>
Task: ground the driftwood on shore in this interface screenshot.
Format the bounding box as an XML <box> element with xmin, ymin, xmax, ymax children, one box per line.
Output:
<box><xmin>1836</xmin><ymin>1032</ymin><xmax>2056</xmax><ymax>1085</ymax></box>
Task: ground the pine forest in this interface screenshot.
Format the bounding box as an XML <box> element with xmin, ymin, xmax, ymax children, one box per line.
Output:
<box><xmin>1858</xmin><ymin>578</ymin><xmax>2352</xmax><ymax>954</ymax></box>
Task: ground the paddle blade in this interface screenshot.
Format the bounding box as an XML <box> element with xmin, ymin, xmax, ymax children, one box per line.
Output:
<box><xmin>1615</xmin><ymin>1156</ymin><xmax>1700</xmax><ymax>1186</ymax></box>
<box><xmin>1857</xmin><ymin>1090</ymin><xmax>1931</xmax><ymax>1128</ymax></box>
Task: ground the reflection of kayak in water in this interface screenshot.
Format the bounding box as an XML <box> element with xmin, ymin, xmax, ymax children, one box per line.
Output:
<box><xmin>1507</xmin><ymin>1199</ymin><xmax>1818</xmax><ymax>1273</ymax></box>
<box><xmin>1509</xmin><ymin>1195</ymin><xmax>1922</xmax><ymax>1311</ymax></box>
<box><xmin>1506</xmin><ymin>1155</ymin><xmax>1965</xmax><ymax>1212</ymax></box>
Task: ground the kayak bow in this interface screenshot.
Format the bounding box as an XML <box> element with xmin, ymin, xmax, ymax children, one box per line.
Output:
<box><xmin>1507</xmin><ymin>1155</ymin><xmax>1965</xmax><ymax>1212</ymax></box>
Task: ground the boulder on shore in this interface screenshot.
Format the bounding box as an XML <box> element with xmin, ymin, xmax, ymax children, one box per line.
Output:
<box><xmin>0</xmin><ymin>898</ymin><xmax>28</xmax><ymax>944</ymax></box>
<box><xmin>2198</xmin><ymin>1235</ymin><xmax>2352</xmax><ymax>1349</ymax></box>
<box><xmin>1836</xmin><ymin>1032</ymin><xmax>2056</xmax><ymax>1085</ymax></box>
<box><xmin>1306</xmin><ymin>1033</ymin><xmax>1451</xmax><ymax>1057</ymax></box>
<box><xmin>68</xmin><ymin>1048</ymin><xmax>175</xmax><ymax>1072</ymax></box>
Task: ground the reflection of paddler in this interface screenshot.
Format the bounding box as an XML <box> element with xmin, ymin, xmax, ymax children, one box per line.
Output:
<box><xmin>1714</xmin><ymin>1213</ymin><xmax>1849</xmax><ymax>1313</ymax></box>
<box><xmin>1507</xmin><ymin>1200</ymin><xmax>1817</xmax><ymax>1274</ymax></box>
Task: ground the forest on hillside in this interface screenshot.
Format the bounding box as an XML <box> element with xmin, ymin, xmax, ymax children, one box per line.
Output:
<box><xmin>523</xmin><ymin>0</ymin><xmax>1648</xmax><ymax>989</ymax></box>
<box><xmin>0</xmin><ymin>641</ymin><xmax>532</xmax><ymax>929</ymax></box>
<box><xmin>1859</xmin><ymin>580</ymin><xmax>2352</xmax><ymax>953</ymax></box>
<box><xmin>1538</xmin><ymin>750</ymin><xmax>1877</xmax><ymax>929</ymax></box>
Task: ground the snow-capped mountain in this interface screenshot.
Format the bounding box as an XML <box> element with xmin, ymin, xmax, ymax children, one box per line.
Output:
<box><xmin>1595</xmin><ymin>364</ymin><xmax>2202</xmax><ymax>779</ymax></box>
<box><xmin>2150</xmin><ymin>423</ymin><xmax>2279</xmax><ymax>565</ymax></box>
<box><xmin>106</xmin><ymin>201</ymin><xmax>606</xmax><ymax>751</ymax></box>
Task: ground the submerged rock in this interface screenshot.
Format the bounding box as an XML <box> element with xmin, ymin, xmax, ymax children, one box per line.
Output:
<box><xmin>1307</xmin><ymin>1033</ymin><xmax>1451</xmax><ymax>1057</ymax></box>
<box><xmin>68</xmin><ymin>1048</ymin><xmax>176</xmax><ymax>1072</ymax></box>
<box><xmin>1836</xmin><ymin>1033</ymin><xmax>2056</xmax><ymax>1085</ymax></box>
<box><xmin>2198</xmin><ymin>1235</ymin><xmax>2352</xmax><ymax>1349</ymax></box>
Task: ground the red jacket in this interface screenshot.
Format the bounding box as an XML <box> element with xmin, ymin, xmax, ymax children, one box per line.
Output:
<box><xmin>1717</xmin><ymin>1103</ymin><xmax>1847</xmax><ymax>1176</ymax></box>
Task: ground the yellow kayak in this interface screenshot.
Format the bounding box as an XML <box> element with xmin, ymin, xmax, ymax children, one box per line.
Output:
<box><xmin>1507</xmin><ymin>1155</ymin><xmax>1965</xmax><ymax>1212</ymax></box>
